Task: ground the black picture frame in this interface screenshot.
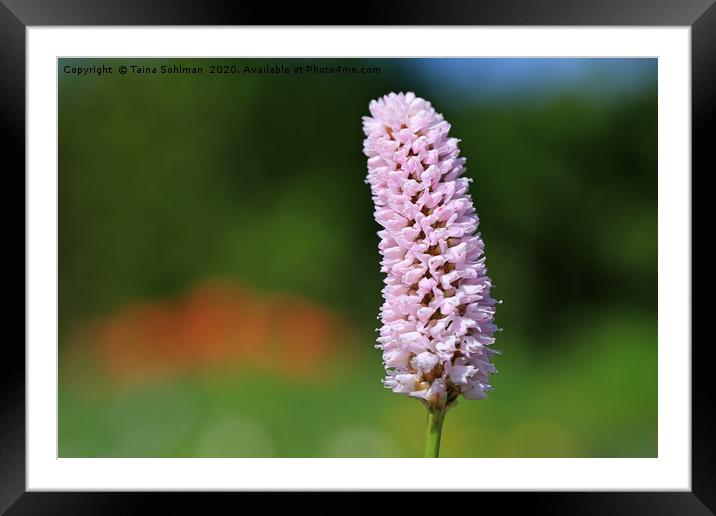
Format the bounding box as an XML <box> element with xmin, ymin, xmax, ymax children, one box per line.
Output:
<box><xmin>3</xmin><ymin>0</ymin><xmax>710</xmax><ymax>512</ymax></box>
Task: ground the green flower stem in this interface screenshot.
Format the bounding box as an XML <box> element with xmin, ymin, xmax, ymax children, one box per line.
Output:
<box><xmin>424</xmin><ymin>407</ymin><xmax>446</xmax><ymax>458</ymax></box>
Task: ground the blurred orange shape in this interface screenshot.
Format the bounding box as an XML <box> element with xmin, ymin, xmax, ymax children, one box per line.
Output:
<box><xmin>66</xmin><ymin>279</ymin><xmax>351</xmax><ymax>385</ymax></box>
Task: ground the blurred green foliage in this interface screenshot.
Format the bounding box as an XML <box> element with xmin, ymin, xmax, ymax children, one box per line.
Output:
<box><xmin>59</xmin><ymin>58</ymin><xmax>657</xmax><ymax>457</ymax></box>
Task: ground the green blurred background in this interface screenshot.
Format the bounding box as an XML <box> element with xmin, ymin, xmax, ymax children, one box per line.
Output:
<box><xmin>58</xmin><ymin>58</ymin><xmax>657</xmax><ymax>458</ymax></box>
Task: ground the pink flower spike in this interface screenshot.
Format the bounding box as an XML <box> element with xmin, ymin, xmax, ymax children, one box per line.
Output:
<box><xmin>363</xmin><ymin>92</ymin><xmax>499</xmax><ymax>412</ymax></box>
